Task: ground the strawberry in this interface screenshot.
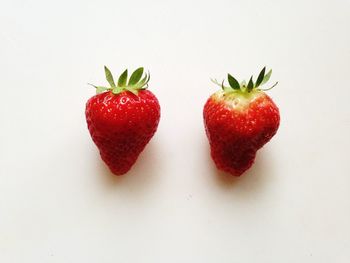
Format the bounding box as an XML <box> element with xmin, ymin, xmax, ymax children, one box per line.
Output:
<box><xmin>203</xmin><ymin>67</ymin><xmax>280</xmax><ymax>176</ymax></box>
<box><xmin>85</xmin><ymin>66</ymin><xmax>160</xmax><ymax>175</ymax></box>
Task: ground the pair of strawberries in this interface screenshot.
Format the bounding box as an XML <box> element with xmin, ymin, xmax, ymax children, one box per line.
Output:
<box><xmin>86</xmin><ymin>67</ymin><xmax>280</xmax><ymax>176</ymax></box>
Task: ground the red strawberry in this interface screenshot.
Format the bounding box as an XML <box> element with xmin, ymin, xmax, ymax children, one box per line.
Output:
<box><xmin>203</xmin><ymin>67</ymin><xmax>280</xmax><ymax>176</ymax></box>
<box><xmin>86</xmin><ymin>66</ymin><xmax>160</xmax><ymax>175</ymax></box>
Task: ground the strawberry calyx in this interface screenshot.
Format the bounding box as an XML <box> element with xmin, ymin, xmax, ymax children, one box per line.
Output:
<box><xmin>89</xmin><ymin>66</ymin><xmax>150</xmax><ymax>95</ymax></box>
<box><xmin>211</xmin><ymin>67</ymin><xmax>278</xmax><ymax>95</ymax></box>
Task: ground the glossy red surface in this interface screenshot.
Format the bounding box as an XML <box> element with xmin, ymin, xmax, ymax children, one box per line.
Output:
<box><xmin>203</xmin><ymin>93</ymin><xmax>280</xmax><ymax>176</ymax></box>
<box><xmin>86</xmin><ymin>90</ymin><xmax>161</xmax><ymax>175</ymax></box>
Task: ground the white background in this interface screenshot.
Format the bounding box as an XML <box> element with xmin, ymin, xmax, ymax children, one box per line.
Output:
<box><xmin>1</xmin><ymin>0</ymin><xmax>349</xmax><ymax>262</ymax></box>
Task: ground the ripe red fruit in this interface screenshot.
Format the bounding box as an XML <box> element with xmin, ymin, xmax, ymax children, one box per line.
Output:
<box><xmin>203</xmin><ymin>67</ymin><xmax>280</xmax><ymax>176</ymax></box>
<box><xmin>86</xmin><ymin>66</ymin><xmax>160</xmax><ymax>175</ymax></box>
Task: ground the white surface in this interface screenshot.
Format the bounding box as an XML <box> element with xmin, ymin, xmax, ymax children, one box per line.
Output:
<box><xmin>1</xmin><ymin>0</ymin><xmax>350</xmax><ymax>262</ymax></box>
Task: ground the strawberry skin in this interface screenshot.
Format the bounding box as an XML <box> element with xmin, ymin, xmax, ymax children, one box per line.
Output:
<box><xmin>86</xmin><ymin>67</ymin><xmax>160</xmax><ymax>175</ymax></box>
<box><xmin>204</xmin><ymin>67</ymin><xmax>280</xmax><ymax>176</ymax></box>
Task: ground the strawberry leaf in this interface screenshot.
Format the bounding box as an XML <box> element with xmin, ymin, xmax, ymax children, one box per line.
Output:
<box><xmin>219</xmin><ymin>80</ymin><xmax>229</xmax><ymax>91</ymax></box>
<box><xmin>227</xmin><ymin>74</ymin><xmax>240</xmax><ymax>90</ymax></box>
<box><xmin>129</xmin><ymin>67</ymin><xmax>144</xmax><ymax>85</ymax></box>
<box><xmin>125</xmin><ymin>86</ymin><xmax>138</xmax><ymax>95</ymax></box>
<box><xmin>261</xmin><ymin>69</ymin><xmax>272</xmax><ymax>86</ymax></box>
<box><xmin>88</xmin><ymin>83</ymin><xmax>110</xmax><ymax>94</ymax></box>
<box><xmin>96</xmin><ymin>86</ymin><xmax>108</xmax><ymax>94</ymax></box>
<box><xmin>260</xmin><ymin>81</ymin><xmax>278</xmax><ymax>91</ymax></box>
<box><xmin>247</xmin><ymin>76</ymin><xmax>254</xmax><ymax>92</ymax></box>
<box><xmin>104</xmin><ymin>66</ymin><xmax>116</xmax><ymax>87</ymax></box>
<box><xmin>118</xmin><ymin>69</ymin><xmax>128</xmax><ymax>87</ymax></box>
<box><xmin>211</xmin><ymin>78</ymin><xmax>220</xmax><ymax>86</ymax></box>
<box><xmin>136</xmin><ymin>72</ymin><xmax>149</xmax><ymax>89</ymax></box>
<box><xmin>112</xmin><ymin>86</ymin><xmax>123</xmax><ymax>94</ymax></box>
<box><xmin>255</xmin><ymin>67</ymin><xmax>265</xmax><ymax>87</ymax></box>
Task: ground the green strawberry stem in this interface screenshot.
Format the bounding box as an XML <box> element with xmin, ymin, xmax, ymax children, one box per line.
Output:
<box><xmin>211</xmin><ymin>67</ymin><xmax>278</xmax><ymax>94</ymax></box>
<box><xmin>89</xmin><ymin>66</ymin><xmax>150</xmax><ymax>95</ymax></box>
